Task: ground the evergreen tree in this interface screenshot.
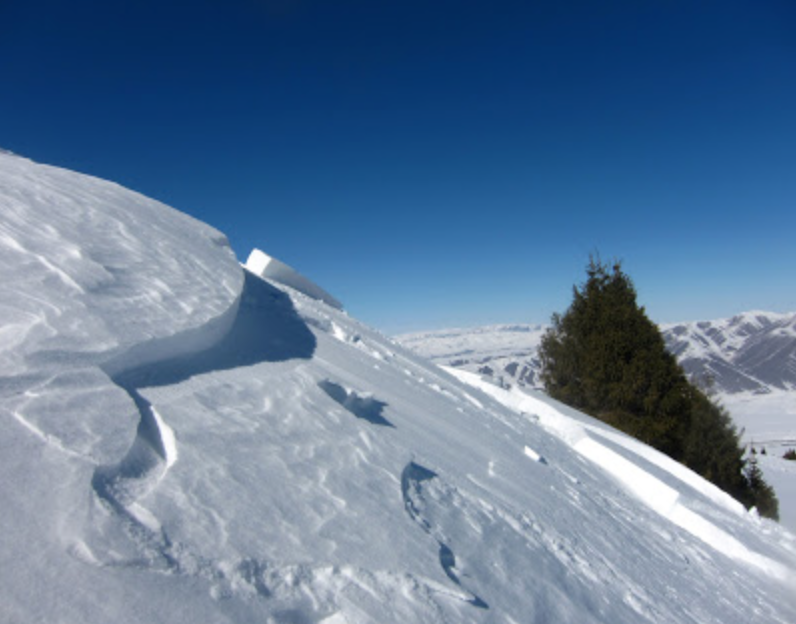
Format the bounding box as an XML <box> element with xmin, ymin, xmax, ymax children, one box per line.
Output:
<box><xmin>682</xmin><ymin>392</ymin><xmax>748</xmax><ymax>501</ymax></box>
<box><xmin>741</xmin><ymin>454</ymin><xmax>779</xmax><ymax>520</ymax></box>
<box><xmin>540</xmin><ymin>257</ymin><xmax>779</xmax><ymax>519</ymax></box>
<box><xmin>540</xmin><ymin>257</ymin><xmax>690</xmax><ymax>457</ymax></box>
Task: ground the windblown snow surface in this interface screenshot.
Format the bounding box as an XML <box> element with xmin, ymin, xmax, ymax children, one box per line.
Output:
<box><xmin>1</xmin><ymin>151</ymin><xmax>795</xmax><ymax>623</ymax></box>
<box><xmin>397</xmin><ymin>317</ymin><xmax>796</xmax><ymax>532</ymax></box>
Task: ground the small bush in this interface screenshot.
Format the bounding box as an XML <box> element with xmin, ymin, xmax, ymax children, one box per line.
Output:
<box><xmin>783</xmin><ymin>449</ymin><xmax>796</xmax><ymax>461</ymax></box>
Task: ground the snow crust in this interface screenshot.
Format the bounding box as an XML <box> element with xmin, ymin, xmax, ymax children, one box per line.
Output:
<box><xmin>2</xmin><ymin>151</ymin><xmax>796</xmax><ymax>623</ymax></box>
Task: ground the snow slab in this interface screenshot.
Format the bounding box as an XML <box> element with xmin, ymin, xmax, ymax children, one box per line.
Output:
<box><xmin>245</xmin><ymin>247</ymin><xmax>343</xmax><ymax>310</ymax></box>
<box><xmin>2</xmin><ymin>151</ymin><xmax>796</xmax><ymax>623</ymax></box>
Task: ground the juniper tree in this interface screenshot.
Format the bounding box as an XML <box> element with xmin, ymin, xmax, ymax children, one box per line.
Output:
<box><xmin>540</xmin><ymin>257</ymin><xmax>690</xmax><ymax>457</ymax></box>
<box><xmin>539</xmin><ymin>256</ymin><xmax>779</xmax><ymax>519</ymax></box>
<box><xmin>741</xmin><ymin>453</ymin><xmax>779</xmax><ymax>520</ymax></box>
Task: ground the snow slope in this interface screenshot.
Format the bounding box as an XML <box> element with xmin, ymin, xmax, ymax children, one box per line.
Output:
<box><xmin>398</xmin><ymin>318</ymin><xmax>796</xmax><ymax>532</ymax></box>
<box><xmin>2</xmin><ymin>151</ymin><xmax>796</xmax><ymax>623</ymax></box>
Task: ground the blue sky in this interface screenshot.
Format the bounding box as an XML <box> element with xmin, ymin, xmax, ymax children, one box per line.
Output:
<box><xmin>2</xmin><ymin>1</ymin><xmax>795</xmax><ymax>333</ymax></box>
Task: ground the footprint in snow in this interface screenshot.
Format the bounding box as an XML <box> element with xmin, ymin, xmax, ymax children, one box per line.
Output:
<box><xmin>400</xmin><ymin>461</ymin><xmax>489</xmax><ymax>610</ymax></box>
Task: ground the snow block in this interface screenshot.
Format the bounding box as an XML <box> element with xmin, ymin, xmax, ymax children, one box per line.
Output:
<box><xmin>245</xmin><ymin>249</ymin><xmax>343</xmax><ymax>310</ymax></box>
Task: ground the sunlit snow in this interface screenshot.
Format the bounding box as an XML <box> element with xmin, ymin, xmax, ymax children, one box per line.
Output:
<box><xmin>2</xmin><ymin>151</ymin><xmax>795</xmax><ymax>623</ymax></box>
<box><xmin>398</xmin><ymin>313</ymin><xmax>796</xmax><ymax>534</ymax></box>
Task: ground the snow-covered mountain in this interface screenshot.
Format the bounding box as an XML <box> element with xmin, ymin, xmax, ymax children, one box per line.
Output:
<box><xmin>2</xmin><ymin>151</ymin><xmax>796</xmax><ymax>623</ymax></box>
<box><xmin>397</xmin><ymin>324</ymin><xmax>548</xmax><ymax>389</ymax></box>
<box><xmin>397</xmin><ymin>312</ymin><xmax>796</xmax><ymax>396</ymax></box>
<box><xmin>663</xmin><ymin>312</ymin><xmax>796</xmax><ymax>394</ymax></box>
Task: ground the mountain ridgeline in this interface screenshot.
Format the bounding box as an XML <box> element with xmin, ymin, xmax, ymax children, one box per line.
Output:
<box><xmin>398</xmin><ymin>311</ymin><xmax>796</xmax><ymax>397</ymax></box>
<box><xmin>666</xmin><ymin>312</ymin><xmax>796</xmax><ymax>394</ymax></box>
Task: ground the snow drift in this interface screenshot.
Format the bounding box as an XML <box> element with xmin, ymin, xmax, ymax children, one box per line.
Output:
<box><xmin>1</xmin><ymin>151</ymin><xmax>795</xmax><ymax>623</ymax></box>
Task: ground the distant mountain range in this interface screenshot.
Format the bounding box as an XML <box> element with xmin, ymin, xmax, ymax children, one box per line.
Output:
<box><xmin>397</xmin><ymin>311</ymin><xmax>796</xmax><ymax>396</ymax></box>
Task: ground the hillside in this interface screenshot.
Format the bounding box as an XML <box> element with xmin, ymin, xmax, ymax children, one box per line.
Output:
<box><xmin>2</xmin><ymin>151</ymin><xmax>795</xmax><ymax>623</ymax></box>
<box><xmin>397</xmin><ymin>311</ymin><xmax>796</xmax><ymax>533</ymax></box>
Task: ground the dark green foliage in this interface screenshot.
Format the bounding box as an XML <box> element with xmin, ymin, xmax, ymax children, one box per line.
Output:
<box><xmin>540</xmin><ymin>258</ymin><xmax>690</xmax><ymax>457</ymax></box>
<box><xmin>682</xmin><ymin>392</ymin><xmax>748</xmax><ymax>501</ymax></box>
<box><xmin>783</xmin><ymin>449</ymin><xmax>796</xmax><ymax>461</ymax></box>
<box><xmin>739</xmin><ymin>454</ymin><xmax>779</xmax><ymax>520</ymax></box>
<box><xmin>540</xmin><ymin>257</ymin><xmax>779</xmax><ymax>519</ymax></box>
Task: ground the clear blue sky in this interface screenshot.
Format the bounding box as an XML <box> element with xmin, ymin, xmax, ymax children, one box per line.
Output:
<box><xmin>2</xmin><ymin>1</ymin><xmax>794</xmax><ymax>333</ymax></box>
